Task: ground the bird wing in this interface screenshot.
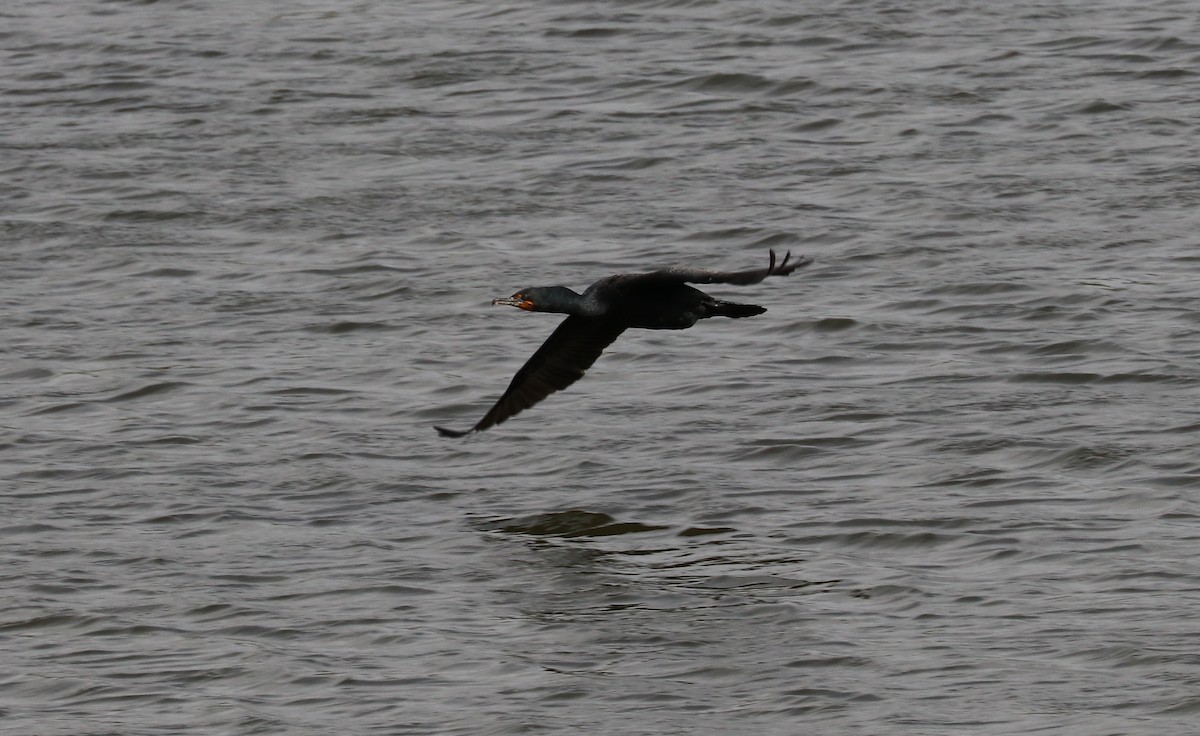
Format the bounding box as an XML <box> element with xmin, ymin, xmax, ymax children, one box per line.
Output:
<box><xmin>635</xmin><ymin>249</ymin><xmax>812</xmax><ymax>286</ymax></box>
<box><xmin>436</xmin><ymin>316</ymin><xmax>625</xmax><ymax>437</ymax></box>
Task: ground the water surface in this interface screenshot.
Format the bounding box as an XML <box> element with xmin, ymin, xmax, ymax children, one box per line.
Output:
<box><xmin>4</xmin><ymin>1</ymin><xmax>1200</xmax><ymax>734</ymax></box>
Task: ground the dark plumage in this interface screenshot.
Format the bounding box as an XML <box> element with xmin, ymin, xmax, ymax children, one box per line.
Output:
<box><xmin>435</xmin><ymin>250</ymin><xmax>811</xmax><ymax>437</ymax></box>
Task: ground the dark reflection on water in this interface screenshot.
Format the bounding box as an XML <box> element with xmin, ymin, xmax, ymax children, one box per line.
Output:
<box><xmin>4</xmin><ymin>0</ymin><xmax>1200</xmax><ymax>733</ymax></box>
<box><xmin>485</xmin><ymin>509</ymin><xmax>671</xmax><ymax>537</ymax></box>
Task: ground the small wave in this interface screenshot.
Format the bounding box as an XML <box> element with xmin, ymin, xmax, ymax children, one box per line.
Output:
<box><xmin>483</xmin><ymin>510</ymin><xmax>670</xmax><ymax>538</ymax></box>
<box><xmin>304</xmin><ymin>321</ymin><xmax>393</xmax><ymax>334</ymax></box>
<box><xmin>102</xmin><ymin>381</ymin><xmax>189</xmax><ymax>402</ymax></box>
<box><xmin>668</xmin><ymin>72</ymin><xmax>776</xmax><ymax>95</ymax></box>
<box><xmin>1009</xmin><ymin>371</ymin><xmax>1192</xmax><ymax>385</ymax></box>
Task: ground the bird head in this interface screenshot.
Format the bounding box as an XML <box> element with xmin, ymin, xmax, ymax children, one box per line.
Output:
<box><xmin>492</xmin><ymin>286</ymin><xmax>579</xmax><ymax>313</ymax></box>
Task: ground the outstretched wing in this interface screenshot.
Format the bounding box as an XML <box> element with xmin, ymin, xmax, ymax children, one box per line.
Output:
<box><xmin>637</xmin><ymin>249</ymin><xmax>812</xmax><ymax>286</ymax></box>
<box><xmin>435</xmin><ymin>316</ymin><xmax>626</xmax><ymax>437</ymax></box>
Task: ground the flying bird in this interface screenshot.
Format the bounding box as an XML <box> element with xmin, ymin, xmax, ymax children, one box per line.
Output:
<box><xmin>435</xmin><ymin>249</ymin><xmax>811</xmax><ymax>437</ymax></box>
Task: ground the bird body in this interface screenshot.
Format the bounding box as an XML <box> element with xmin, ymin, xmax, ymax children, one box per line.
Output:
<box><xmin>579</xmin><ymin>276</ymin><xmax>758</xmax><ymax>329</ymax></box>
<box><xmin>435</xmin><ymin>250</ymin><xmax>811</xmax><ymax>437</ymax></box>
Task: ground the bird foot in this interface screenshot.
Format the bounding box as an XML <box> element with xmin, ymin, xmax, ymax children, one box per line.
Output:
<box><xmin>767</xmin><ymin>249</ymin><xmax>812</xmax><ymax>277</ymax></box>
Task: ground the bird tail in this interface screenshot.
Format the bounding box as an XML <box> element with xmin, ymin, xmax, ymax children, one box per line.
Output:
<box><xmin>708</xmin><ymin>300</ymin><xmax>766</xmax><ymax>319</ymax></box>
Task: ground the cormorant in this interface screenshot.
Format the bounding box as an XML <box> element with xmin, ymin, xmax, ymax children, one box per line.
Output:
<box><xmin>435</xmin><ymin>250</ymin><xmax>811</xmax><ymax>437</ymax></box>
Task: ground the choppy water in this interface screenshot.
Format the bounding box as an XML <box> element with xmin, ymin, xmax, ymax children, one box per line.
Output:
<box><xmin>4</xmin><ymin>1</ymin><xmax>1200</xmax><ymax>734</ymax></box>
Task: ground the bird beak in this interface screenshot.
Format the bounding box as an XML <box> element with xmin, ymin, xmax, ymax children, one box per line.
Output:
<box><xmin>492</xmin><ymin>296</ymin><xmax>535</xmax><ymax>311</ymax></box>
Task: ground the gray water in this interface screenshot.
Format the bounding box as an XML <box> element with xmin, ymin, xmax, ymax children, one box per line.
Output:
<box><xmin>4</xmin><ymin>1</ymin><xmax>1200</xmax><ymax>734</ymax></box>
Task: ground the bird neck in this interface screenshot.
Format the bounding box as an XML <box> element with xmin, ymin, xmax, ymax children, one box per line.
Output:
<box><xmin>536</xmin><ymin>286</ymin><xmax>592</xmax><ymax>315</ymax></box>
